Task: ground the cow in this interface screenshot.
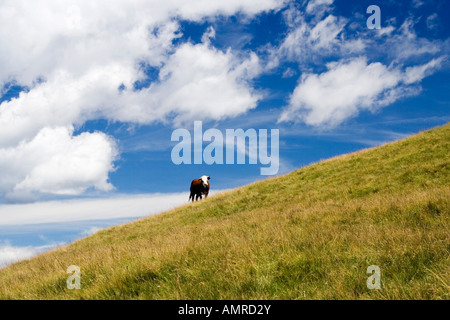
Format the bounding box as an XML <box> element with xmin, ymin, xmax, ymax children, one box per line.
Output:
<box><xmin>189</xmin><ymin>175</ymin><xmax>210</xmax><ymax>202</ymax></box>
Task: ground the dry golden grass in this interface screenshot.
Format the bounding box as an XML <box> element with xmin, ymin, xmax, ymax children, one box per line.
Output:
<box><xmin>0</xmin><ymin>123</ymin><xmax>448</xmax><ymax>300</ymax></box>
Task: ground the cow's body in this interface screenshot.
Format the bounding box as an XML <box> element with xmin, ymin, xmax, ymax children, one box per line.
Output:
<box><xmin>189</xmin><ymin>175</ymin><xmax>210</xmax><ymax>202</ymax></box>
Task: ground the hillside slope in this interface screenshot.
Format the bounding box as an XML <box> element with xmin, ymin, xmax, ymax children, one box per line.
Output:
<box><xmin>0</xmin><ymin>123</ymin><xmax>449</xmax><ymax>299</ymax></box>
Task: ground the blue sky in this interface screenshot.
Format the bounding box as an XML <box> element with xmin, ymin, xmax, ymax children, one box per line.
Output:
<box><xmin>0</xmin><ymin>0</ymin><xmax>449</xmax><ymax>266</ymax></box>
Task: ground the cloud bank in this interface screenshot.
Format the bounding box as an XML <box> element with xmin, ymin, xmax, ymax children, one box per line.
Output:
<box><xmin>0</xmin><ymin>190</ymin><xmax>223</xmax><ymax>267</ymax></box>
<box><xmin>0</xmin><ymin>192</ymin><xmax>198</xmax><ymax>225</ymax></box>
<box><xmin>0</xmin><ymin>243</ymin><xmax>59</xmax><ymax>268</ymax></box>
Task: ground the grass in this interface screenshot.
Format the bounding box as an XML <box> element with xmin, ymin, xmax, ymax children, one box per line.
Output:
<box><xmin>0</xmin><ymin>123</ymin><xmax>448</xmax><ymax>300</ymax></box>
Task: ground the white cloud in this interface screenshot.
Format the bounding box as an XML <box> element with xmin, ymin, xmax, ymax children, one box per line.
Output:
<box><xmin>271</xmin><ymin>6</ymin><xmax>448</xmax><ymax>73</ymax></box>
<box><xmin>377</xmin><ymin>26</ymin><xmax>396</xmax><ymax>37</ymax></box>
<box><xmin>0</xmin><ymin>0</ymin><xmax>283</xmax><ymax>201</ymax></box>
<box><xmin>279</xmin><ymin>57</ymin><xmax>444</xmax><ymax>127</ymax></box>
<box><xmin>404</xmin><ymin>57</ymin><xmax>445</xmax><ymax>84</ymax></box>
<box><xmin>385</xmin><ymin>18</ymin><xmax>444</xmax><ymax>60</ymax></box>
<box><xmin>81</xmin><ymin>226</ymin><xmax>103</xmax><ymax>237</ymax></box>
<box><xmin>265</xmin><ymin>3</ymin><xmax>449</xmax><ymax>130</ymax></box>
<box><xmin>308</xmin><ymin>15</ymin><xmax>346</xmax><ymax>49</ymax></box>
<box><xmin>412</xmin><ymin>0</ymin><xmax>424</xmax><ymax>8</ymax></box>
<box><xmin>0</xmin><ymin>126</ymin><xmax>118</xmax><ymax>201</ymax></box>
<box><xmin>0</xmin><ymin>1</ymin><xmax>275</xmax><ymax>143</ymax></box>
<box><xmin>120</xmin><ymin>42</ymin><xmax>263</xmax><ymax>126</ymax></box>
<box><xmin>267</xmin><ymin>12</ymin><xmax>364</xmax><ymax>69</ymax></box>
<box><xmin>426</xmin><ymin>13</ymin><xmax>439</xmax><ymax>31</ymax></box>
<box><xmin>0</xmin><ymin>190</ymin><xmax>226</xmax><ymax>267</ymax></box>
<box><xmin>0</xmin><ymin>35</ymin><xmax>263</xmax><ymax>146</ymax></box>
<box><xmin>306</xmin><ymin>0</ymin><xmax>334</xmax><ymax>15</ymax></box>
<box><xmin>0</xmin><ymin>243</ymin><xmax>59</xmax><ymax>268</ymax></box>
<box><xmin>0</xmin><ymin>0</ymin><xmax>283</xmax><ymax>87</ymax></box>
<box><xmin>282</xmin><ymin>67</ymin><xmax>296</xmax><ymax>78</ymax></box>
<box><xmin>0</xmin><ymin>65</ymin><xmax>135</xmax><ymax>148</ymax></box>
<box><xmin>0</xmin><ymin>191</ymin><xmax>226</xmax><ymax>226</ymax></box>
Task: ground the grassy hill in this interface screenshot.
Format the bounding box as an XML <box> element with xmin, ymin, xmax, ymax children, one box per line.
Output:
<box><xmin>0</xmin><ymin>123</ymin><xmax>449</xmax><ymax>300</ymax></box>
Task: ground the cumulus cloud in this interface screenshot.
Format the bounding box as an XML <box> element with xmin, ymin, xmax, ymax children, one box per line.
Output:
<box><xmin>0</xmin><ymin>0</ymin><xmax>283</xmax><ymax>201</ymax></box>
<box><xmin>0</xmin><ymin>65</ymin><xmax>135</xmax><ymax>148</ymax></box>
<box><xmin>279</xmin><ymin>57</ymin><xmax>445</xmax><ymax>127</ymax></box>
<box><xmin>0</xmin><ymin>39</ymin><xmax>262</xmax><ymax>146</ymax></box>
<box><xmin>0</xmin><ymin>0</ymin><xmax>283</xmax><ymax>87</ymax></box>
<box><xmin>120</xmin><ymin>42</ymin><xmax>263</xmax><ymax>125</ymax></box>
<box><xmin>0</xmin><ymin>126</ymin><xmax>118</xmax><ymax>202</ymax></box>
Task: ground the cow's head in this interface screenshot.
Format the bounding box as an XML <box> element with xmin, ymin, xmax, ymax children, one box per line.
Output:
<box><xmin>200</xmin><ymin>175</ymin><xmax>210</xmax><ymax>188</ymax></box>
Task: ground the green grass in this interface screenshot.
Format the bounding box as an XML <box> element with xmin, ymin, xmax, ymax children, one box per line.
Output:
<box><xmin>0</xmin><ymin>123</ymin><xmax>449</xmax><ymax>300</ymax></box>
